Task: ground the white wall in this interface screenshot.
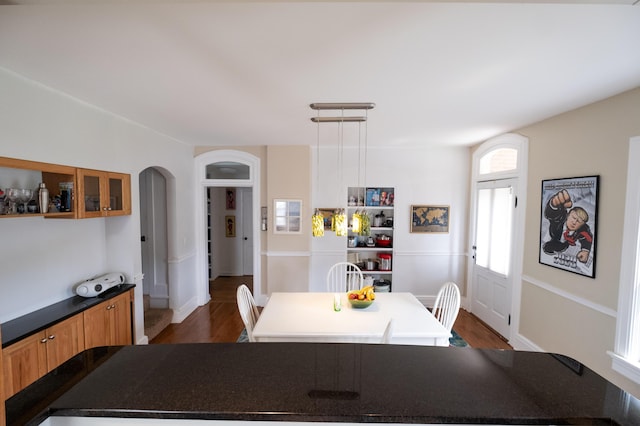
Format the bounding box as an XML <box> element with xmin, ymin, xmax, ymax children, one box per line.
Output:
<box><xmin>0</xmin><ymin>67</ymin><xmax>196</xmax><ymax>343</ymax></box>
<box><xmin>515</xmin><ymin>87</ymin><xmax>640</xmax><ymax>397</ymax></box>
<box><xmin>310</xmin><ymin>144</ymin><xmax>470</xmax><ymax>302</ymax></box>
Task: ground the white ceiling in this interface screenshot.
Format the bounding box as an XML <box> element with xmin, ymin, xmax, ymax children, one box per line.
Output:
<box><xmin>0</xmin><ymin>1</ymin><xmax>639</xmax><ymax>148</ymax></box>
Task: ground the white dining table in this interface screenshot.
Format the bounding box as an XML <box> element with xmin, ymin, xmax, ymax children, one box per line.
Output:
<box><xmin>252</xmin><ymin>292</ymin><xmax>451</xmax><ymax>346</ymax></box>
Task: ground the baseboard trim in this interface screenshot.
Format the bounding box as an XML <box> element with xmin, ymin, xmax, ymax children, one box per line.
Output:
<box><xmin>510</xmin><ymin>332</ymin><xmax>544</xmax><ymax>352</ymax></box>
<box><xmin>172</xmin><ymin>296</ymin><xmax>198</xmax><ymax>323</ymax></box>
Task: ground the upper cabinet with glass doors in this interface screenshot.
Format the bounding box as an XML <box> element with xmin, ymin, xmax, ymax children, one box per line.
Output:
<box><xmin>77</xmin><ymin>169</ymin><xmax>131</xmax><ymax>218</ymax></box>
<box><xmin>1</xmin><ymin>157</ymin><xmax>131</xmax><ymax>219</ymax></box>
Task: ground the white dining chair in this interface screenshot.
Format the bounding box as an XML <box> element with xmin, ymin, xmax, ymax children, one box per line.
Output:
<box><xmin>326</xmin><ymin>262</ymin><xmax>364</xmax><ymax>293</ymax></box>
<box><xmin>236</xmin><ymin>284</ymin><xmax>260</xmax><ymax>342</ymax></box>
<box><xmin>432</xmin><ymin>281</ymin><xmax>461</xmax><ymax>333</ymax></box>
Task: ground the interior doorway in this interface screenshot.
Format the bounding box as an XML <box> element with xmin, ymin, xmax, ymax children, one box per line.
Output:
<box><xmin>195</xmin><ymin>150</ymin><xmax>262</xmax><ymax>307</ymax></box>
<box><xmin>139</xmin><ymin>167</ymin><xmax>169</xmax><ymax>308</ymax></box>
<box><xmin>139</xmin><ymin>166</ymin><xmax>175</xmax><ymax>341</ymax></box>
<box><xmin>207</xmin><ymin>186</ymin><xmax>253</xmax><ymax>280</ymax></box>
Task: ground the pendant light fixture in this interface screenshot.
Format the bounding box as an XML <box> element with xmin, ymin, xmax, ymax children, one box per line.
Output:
<box><xmin>310</xmin><ymin>102</ymin><xmax>375</xmax><ymax>238</ymax></box>
<box><xmin>312</xmin><ymin>109</ymin><xmax>325</xmax><ymax>237</ymax></box>
<box><xmin>334</xmin><ymin>111</ymin><xmax>348</xmax><ymax>237</ymax></box>
<box><xmin>351</xmin><ymin>121</ymin><xmax>363</xmax><ymax>234</ymax></box>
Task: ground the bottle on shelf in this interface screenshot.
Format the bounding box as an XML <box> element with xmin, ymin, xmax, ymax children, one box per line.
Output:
<box><xmin>38</xmin><ymin>182</ymin><xmax>49</xmax><ymax>214</ymax></box>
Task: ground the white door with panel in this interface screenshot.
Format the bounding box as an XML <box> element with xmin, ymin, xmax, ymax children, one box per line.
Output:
<box><xmin>471</xmin><ymin>178</ymin><xmax>517</xmax><ymax>338</ymax></box>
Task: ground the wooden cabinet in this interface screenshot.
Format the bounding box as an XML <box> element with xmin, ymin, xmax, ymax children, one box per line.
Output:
<box><xmin>84</xmin><ymin>290</ymin><xmax>133</xmax><ymax>349</ymax></box>
<box><xmin>0</xmin><ymin>156</ymin><xmax>131</xmax><ymax>219</ymax></box>
<box><xmin>2</xmin><ymin>315</ymin><xmax>84</xmax><ymax>399</ymax></box>
<box><xmin>0</xmin><ymin>326</ymin><xmax>5</xmax><ymax>426</ymax></box>
<box><xmin>77</xmin><ymin>169</ymin><xmax>131</xmax><ymax>218</ymax></box>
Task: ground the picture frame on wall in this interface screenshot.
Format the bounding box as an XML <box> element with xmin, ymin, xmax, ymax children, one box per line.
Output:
<box><xmin>226</xmin><ymin>188</ymin><xmax>236</xmax><ymax>210</ymax></box>
<box><xmin>539</xmin><ymin>175</ymin><xmax>599</xmax><ymax>278</ymax></box>
<box><xmin>410</xmin><ymin>205</ymin><xmax>450</xmax><ymax>233</ymax></box>
<box><xmin>225</xmin><ymin>215</ymin><xmax>236</xmax><ymax>238</ymax></box>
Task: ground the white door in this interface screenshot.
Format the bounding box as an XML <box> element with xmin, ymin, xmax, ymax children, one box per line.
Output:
<box><xmin>471</xmin><ymin>178</ymin><xmax>516</xmax><ymax>338</ymax></box>
<box><xmin>241</xmin><ymin>188</ymin><xmax>253</xmax><ymax>276</ymax></box>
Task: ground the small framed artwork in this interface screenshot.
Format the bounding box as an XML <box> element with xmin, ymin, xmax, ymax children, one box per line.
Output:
<box><xmin>317</xmin><ymin>208</ymin><xmax>336</xmax><ymax>230</ymax></box>
<box><xmin>274</xmin><ymin>199</ymin><xmax>302</xmax><ymax>234</ymax></box>
<box><xmin>539</xmin><ymin>175</ymin><xmax>599</xmax><ymax>278</ymax></box>
<box><xmin>226</xmin><ymin>188</ymin><xmax>236</xmax><ymax>210</ymax></box>
<box><xmin>225</xmin><ymin>215</ymin><xmax>236</xmax><ymax>237</ymax></box>
<box><xmin>411</xmin><ymin>205</ymin><xmax>450</xmax><ymax>233</ymax></box>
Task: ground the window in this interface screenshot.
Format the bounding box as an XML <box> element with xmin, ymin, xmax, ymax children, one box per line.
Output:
<box><xmin>476</xmin><ymin>183</ymin><xmax>513</xmax><ymax>276</ymax></box>
<box><xmin>479</xmin><ymin>148</ymin><xmax>517</xmax><ymax>175</ymax></box>
<box><xmin>274</xmin><ymin>199</ymin><xmax>302</xmax><ymax>234</ymax></box>
<box><xmin>206</xmin><ymin>161</ymin><xmax>250</xmax><ymax>180</ymax></box>
<box><xmin>610</xmin><ymin>136</ymin><xmax>640</xmax><ymax>383</ymax></box>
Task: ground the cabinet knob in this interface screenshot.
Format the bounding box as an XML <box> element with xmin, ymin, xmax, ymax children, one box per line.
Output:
<box><xmin>40</xmin><ymin>338</ymin><xmax>48</xmax><ymax>343</ymax></box>
<box><xmin>48</xmin><ymin>335</ymin><xmax>55</xmax><ymax>340</ymax></box>
<box><xmin>106</xmin><ymin>305</ymin><xmax>112</xmax><ymax>310</ymax></box>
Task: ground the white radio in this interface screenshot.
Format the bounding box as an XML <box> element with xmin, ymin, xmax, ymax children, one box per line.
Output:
<box><xmin>75</xmin><ymin>272</ymin><xmax>125</xmax><ymax>298</ymax></box>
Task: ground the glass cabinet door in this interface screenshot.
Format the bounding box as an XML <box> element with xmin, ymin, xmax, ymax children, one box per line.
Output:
<box><xmin>77</xmin><ymin>169</ymin><xmax>131</xmax><ymax>218</ymax></box>
<box><xmin>83</xmin><ymin>174</ymin><xmax>102</xmax><ymax>214</ymax></box>
<box><xmin>105</xmin><ymin>172</ymin><xmax>131</xmax><ymax>216</ymax></box>
<box><xmin>77</xmin><ymin>169</ymin><xmax>104</xmax><ymax>218</ymax></box>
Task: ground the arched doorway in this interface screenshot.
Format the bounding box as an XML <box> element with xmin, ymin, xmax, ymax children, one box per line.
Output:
<box><xmin>139</xmin><ymin>166</ymin><xmax>178</xmax><ymax>341</ymax></box>
<box><xmin>195</xmin><ymin>150</ymin><xmax>261</xmax><ymax>306</ymax></box>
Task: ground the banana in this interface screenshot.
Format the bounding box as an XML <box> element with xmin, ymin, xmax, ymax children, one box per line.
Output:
<box><xmin>346</xmin><ymin>285</ymin><xmax>375</xmax><ymax>301</ymax></box>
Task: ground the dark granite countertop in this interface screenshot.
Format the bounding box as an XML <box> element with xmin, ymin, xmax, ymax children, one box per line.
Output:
<box><xmin>7</xmin><ymin>342</ymin><xmax>640</xmax><ymax>425</ymax></box>
<box><xmin>1</xmin><ymin>284</ymin><xmax>135</xmax><ymax>348</ymax></box>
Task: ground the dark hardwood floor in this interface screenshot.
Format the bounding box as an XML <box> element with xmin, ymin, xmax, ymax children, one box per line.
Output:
<box><xmin>151</xmin><ymin>276</ymin><xmax>512</xmax><ymax>350</ymax></box>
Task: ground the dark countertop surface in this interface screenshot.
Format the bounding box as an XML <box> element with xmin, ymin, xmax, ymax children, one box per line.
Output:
<box><xmin>1</xmin><ymin>284</ymin><xmax>135</xmax><ymax>348</ymax></box>
<box><xmin>7</xmin><ymin>342</ymin><xmax>640</xmax><ymax>425</ymax></box>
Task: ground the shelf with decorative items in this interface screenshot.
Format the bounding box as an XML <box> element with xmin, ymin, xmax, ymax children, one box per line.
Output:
<box><xmin>347</xmin><ymin>187</ymin><xmax>394</xmax><ymax>292</ymax></box>
<box><xmin>0</xmin><ymin>156</ymin><xmax>77</xmax><ymax>218</ymax></box>
<box><xmin>0</xmin><ymin>156</ymin><xmax>131</xmax><ymax>219</ymax></box>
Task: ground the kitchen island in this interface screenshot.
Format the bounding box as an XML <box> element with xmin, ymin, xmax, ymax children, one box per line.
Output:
<box><xmin>6</xmin><ymin>342</ymin><xmax>640</xmax><ymax>425</ymax></box>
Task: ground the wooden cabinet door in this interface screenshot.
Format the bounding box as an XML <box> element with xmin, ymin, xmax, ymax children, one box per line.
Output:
<box><xmin>84</xmin><ymin>291</ymin><xmax>133</xmax><ymax>349</ymax></box>
<box><xmin>105</xmin><ymin>172</ymin><xmax>131</xmax><ymax>216</ymax></box>
<box><xmin>77</xmin><ymin>169</ymin><xmax>131</xmax><ymax>218</ymax></box>
<box><xmin>83</xmin><ymin>302</ymin><xmax>111</xmax><ymax>349</ymax></box>
<box><xmin>2</xmin><ymin>332</ymin><xmax>47</xmax><ymax>399</ymax></box>
<box><xmin>45</xmin><ymin>314</ymin><xmax>85</xmax><ymax>372</ymax></box>
<box><xmin>76</xmin><ymin>168</ymin><xmax>105</xmax><ymax>218</ymax></box>
<box><xmin>110</xmin><ymin>291</ymin><xmax>133</xmax><ymax>345</ymax></box>
<box><xmin>1</xmin><ymin>327</ymin><xmax>5</xmax><ymax>423</ymax></box>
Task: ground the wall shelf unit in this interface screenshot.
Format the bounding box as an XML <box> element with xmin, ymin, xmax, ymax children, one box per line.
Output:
<box><xmin>347</xmin><ymin>187</ymin><xmax>394</xmax><ymax>291</ymax></box>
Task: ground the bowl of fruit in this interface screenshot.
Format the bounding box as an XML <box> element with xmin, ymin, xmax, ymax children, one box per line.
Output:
<box><xmin>347</xmin><ymin>285</ymin><xmax>376</xmax><ymax>309</ymax></box>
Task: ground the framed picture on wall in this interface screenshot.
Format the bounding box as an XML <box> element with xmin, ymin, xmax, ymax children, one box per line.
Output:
<box><xmin>539</xmin><ymin>175</ymin><xmax>599</xmax><ymax>278</ymax></box>
<box><xmin>410</xmin><ymin>205</ymin><xmax>449</xmax><ymax>233</ymax></box>
<box><xmin>226</xmin><ymin>188</ymin><xmax>236</xmax><ymax>210</ymax></box>
<box><xmin>225</xmin><ymin>215</ymin><xmax>236</xmax><ymax>238</ymax></box>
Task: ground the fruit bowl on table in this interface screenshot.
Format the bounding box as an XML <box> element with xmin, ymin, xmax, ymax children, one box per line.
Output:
<box><xmin>347</xmin><ymin>286</ymin><xmax>375</xmax><ymax>309</ymax></box>
<box><xmin>348</xmin><ymin>298</ymin><xmax>374</xmax><ymax>309</ymax></box>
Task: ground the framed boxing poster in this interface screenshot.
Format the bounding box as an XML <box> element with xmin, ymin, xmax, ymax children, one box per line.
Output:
<box><xmin>539</xmin><ymin>175</ymin><xmax>599</xmax><ymax>278</ymax></box>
